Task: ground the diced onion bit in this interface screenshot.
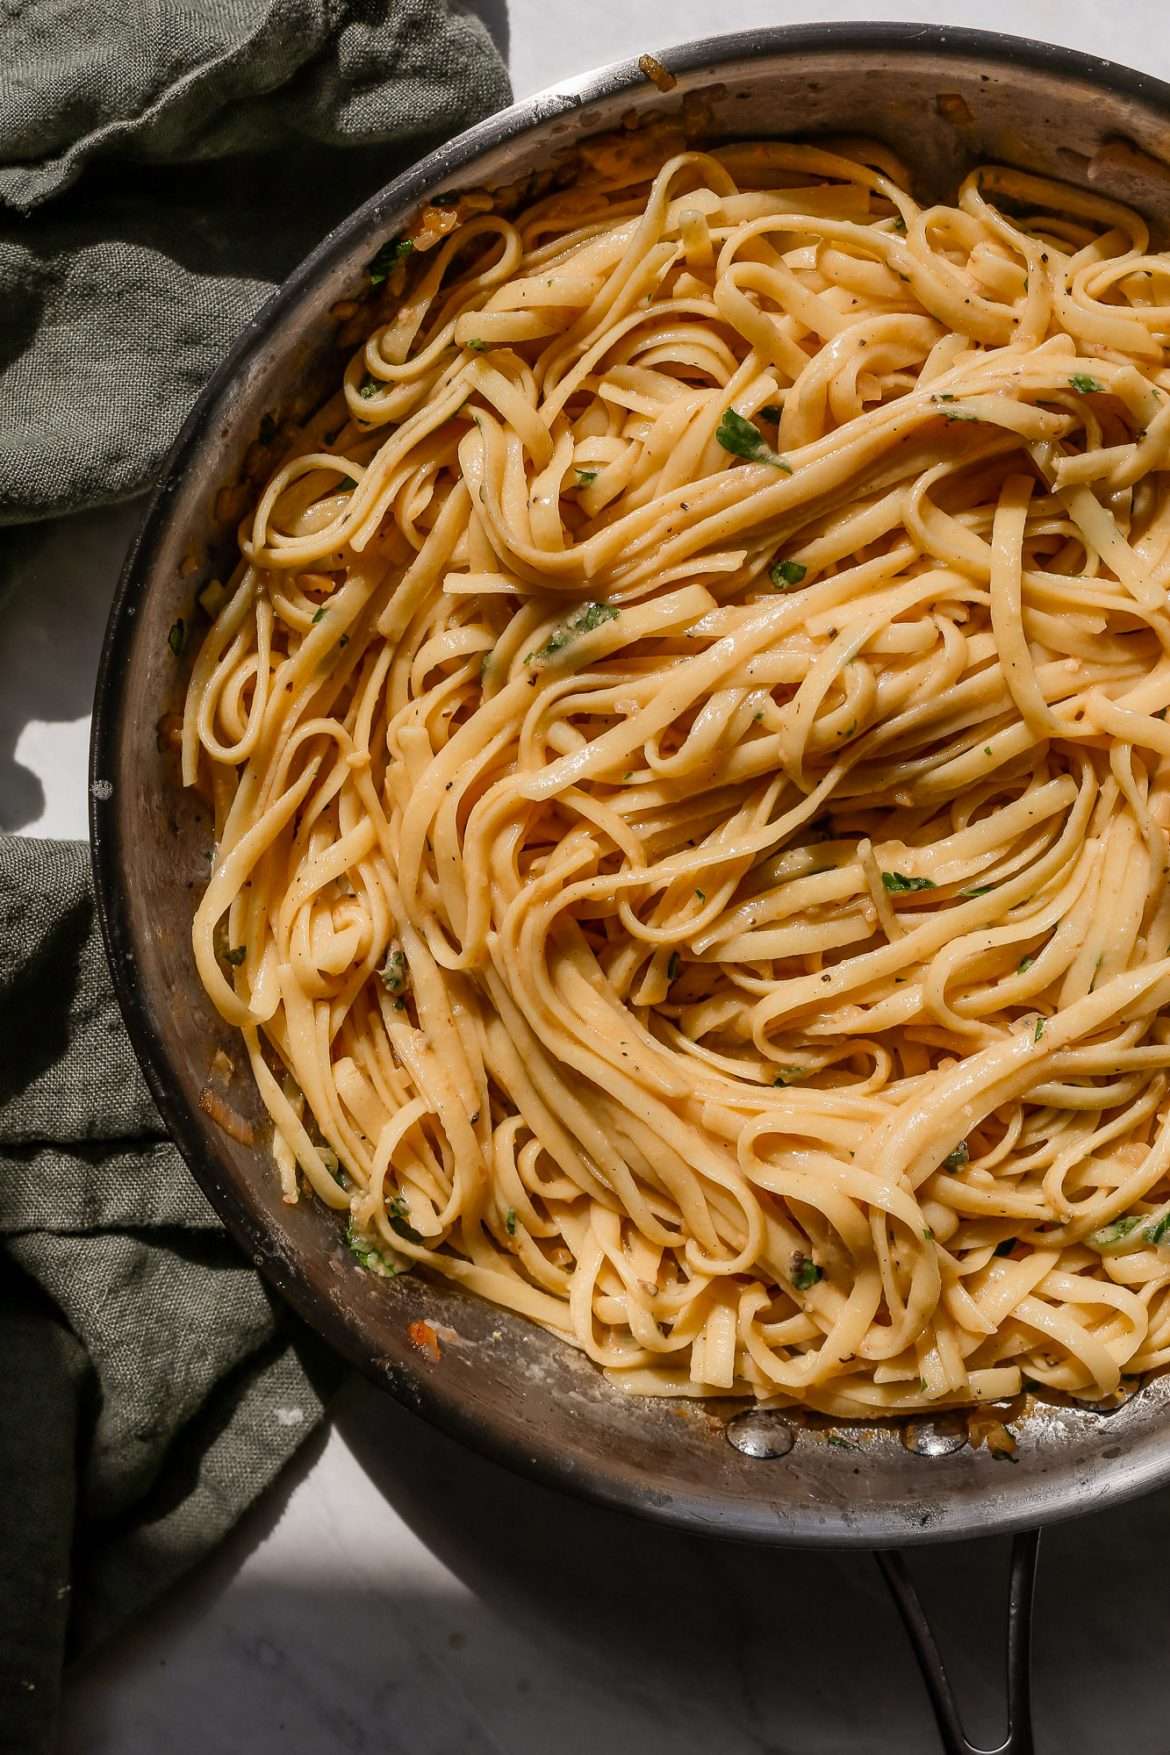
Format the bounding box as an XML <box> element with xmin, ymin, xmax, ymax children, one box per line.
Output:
<box><xmin>637</xmin><ymin>53</ymin><xmax>677</xmax><ymax>93</ymax></box>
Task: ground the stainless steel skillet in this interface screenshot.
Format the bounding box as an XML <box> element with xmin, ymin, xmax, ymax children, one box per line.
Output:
<box><xmin>89</xmin><ymin>26</ymin><xmax>1170</xmax><ymax>1751</ymax></box>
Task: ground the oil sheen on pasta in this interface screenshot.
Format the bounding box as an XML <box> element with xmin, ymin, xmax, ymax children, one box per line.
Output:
<box><xmin>185</xmin><ymin>134</ymin><xmax>1170</xmax><ymax>1417</ymax></box>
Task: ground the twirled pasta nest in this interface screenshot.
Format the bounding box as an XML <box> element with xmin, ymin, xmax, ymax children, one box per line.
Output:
<box><xmin>184</xmin><ymin>130</ymin><xmax>1170</xmax><ymax>1418</ymax></box>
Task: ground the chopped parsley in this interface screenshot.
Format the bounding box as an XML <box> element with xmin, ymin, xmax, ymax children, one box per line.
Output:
<box><xmin>378</xmin><ymin>948</ymin><xmax>408</xmax><ymax>995</ymax></box>
<box><xmin>716</xmin><ymin>408</ymin><xmax>792</xmax><ymax>470</ymax></box>
<box><xmin>1088</xmin><ymin>1209</ymin><xmax>1170</xmax><ymax>1253</ymax></box>
<box><xmin>773</xmin><ymin>1067</ymin><xmax>808</xmax><ymax>1086</ymax></box>
<box><xmin>1034</xmin><ymin>1016</ymin><xmax>1046</xmax><ymax>1042</ymax></box>
<box><xmin>466</xmin><ymin>338</ymin><xmax>489</xmax><ymax>352</ymax></box>
<box><xmin>792</xmin><ymin>1254</ymin><xmax>822</xmax><ymax>1291</ymax></box>
<box><xmin>695</xmin><ymin>888</ymin><xmax>706</xmax><ymax>901</ymax></box>
<box><xmin>923</xmin><ymin>1227</ymin><xmax>935</xmax><ymax>1241</ymax></box>
<box><xmin>827</xmin><ymin>1434</ymin><xmax>855</xmax><ymax>1449</ymax></box>
<box><xmin>882</xmin><ymin>871</ymin><xmax>936</xmax><ymax>893</ymax></box>
<box><xmin>312</xmin><ymin>606</ymin><xmax>329</xmax><ymax>625</ymax></box>
<box><xmin>1017</xmin><ymin>954</ymin><xmax>1036</xmax><ymax>973</ymax></box>
<box><xmin>368</xmin><ymin>237</ymin><xmax>413</xmax><ymax>285</ymax></box>
<box><xmin>1070</xmin><ymin>373</ymin><xmax>1104</xmax><ymax>395</ymax></box>
<box><xmin>167</xmin><ymin>619</ymin><xmax>186</xmax><ymax>657</ymax></box>
<box><xmin>346</xmin><ymin>1219</ymin><xmax>402</xmax><ymax>1277</ymax></box>
<box><xmin>770</xmin><ymin>558</ymin><xmax>808</xmax><ymax>590</ymax></box>
<box><xmin>932</xmin><ymin>393</ymin><xmax>976</xmax><ymax>421</ymax></box>
<box><xmin>961</xmin><ymin>884</ymin><xmax>993</xmax><ymax>898</ymax></box>
<box><xmin>330</xmin><ymin>472</ymin><xmax>355</xmax><ymax>495</ymax></box>
<box><xmin>944</xmin><ymin>1140</ymin><xmax>970</xmax><ymax>1171</ymax></box>
<box><xmin>223</xmin><ymin>945</ymin><xmax>247</xmax><ymax>967</ymax></box>
<box><xmin>666</xmin><ymin>951</ymin><xmax>681</xmax><ymax>982</ymax></box>
<box><xmin>388</xmin><ymin>1194</ymin><xmax>424</xmax><ymax>1246</ymax></box>
<box><xmin>359</xmin><ymin>374</ymin><xmax>381</xmax><ymax>398</ymax></box>
<box><xmin>1090</xmin><ymin>1215</ymin><xmax>1143</xmax><ymax>1249</ymax></box>
<box><xmin>505</xmin><ymin>1207</ymin><xmax>518</xmax><ymax>1237</ymax></box>
<box><xmin>526</xmin><ymin>601</ymin><xmax>619</xmax><ymax>666</ymax></box>
<box><xmin>575</xmin><ymin>468</ymin><xmax>598</xmax><ymax>486</ymax></box>
<box><xmin>324</xmin><ymin>1154</ymin><xmax>350</xmax><ymax>1191</ymax></box>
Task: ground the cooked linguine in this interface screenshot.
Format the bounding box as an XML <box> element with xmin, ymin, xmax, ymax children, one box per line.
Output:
<box><xmin>185</xmin><ymin>134</ymin><xmax>1170</xmax><ymax>1415</ymax></box>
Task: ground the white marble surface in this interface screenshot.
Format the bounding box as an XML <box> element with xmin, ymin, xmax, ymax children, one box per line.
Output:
<box><xmin>53</xmin><ymin>1372</ymin><xmax>1170</xmax><ymax>1755</ymax></box>
<box><xmin>8</xmin><ymin>3</ymin><xmax>1170</xmax><ymax>1750</ymax></box>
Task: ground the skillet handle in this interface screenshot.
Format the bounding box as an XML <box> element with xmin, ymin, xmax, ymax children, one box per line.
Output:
<box><xmin>875</xmin><ymin>1527</ymin><xmax>1040</xmax><ymax>1755</ymax></box>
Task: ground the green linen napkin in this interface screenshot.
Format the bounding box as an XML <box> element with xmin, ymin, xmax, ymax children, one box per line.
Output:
<box><xmin>0</xmin><ymin>0</ymin><xmax>512</xmax><ymax>525</ymax></box>
<box><xmin>0</xmin><ymin>837</ymin><xmax>347</xmax><ymax>1755</ymax></box>
<box><xmin>0</xmin><ymin>3</ymin><xmax>510</xmax><ymax>1748</ymax></box>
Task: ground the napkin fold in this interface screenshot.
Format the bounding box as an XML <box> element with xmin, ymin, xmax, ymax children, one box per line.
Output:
<box><xmin>0</xmin><ymin>0</ymin><xmax>512</xmax><ymax>524</ymax></box>
<box><xmin>0</xmin><ymin>838</ymin><xmax>345</xmax><ymax>1755</ymax></box>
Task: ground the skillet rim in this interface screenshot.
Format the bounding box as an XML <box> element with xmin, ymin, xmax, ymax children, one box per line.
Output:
<box><xmin>90</xmin><ymin>21</ymin><xmax>1170</xmax><ymax>1546</ymax></box>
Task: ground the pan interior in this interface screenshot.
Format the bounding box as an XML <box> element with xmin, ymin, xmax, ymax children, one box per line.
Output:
<box><xmin>91</xmin><ymin>26</ymin><xmax>1170</xmax><ymax>1546</ymax></box>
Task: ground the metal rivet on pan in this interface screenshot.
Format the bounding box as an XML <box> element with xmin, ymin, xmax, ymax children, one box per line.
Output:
<box><xmin>726</xmin><ymin>1409</ymin><xmax>795</xmax><ymax>1458</ymax></box>
<box><xmin>902</xmin><ymin>1416</ymin><xmax>968</xmax><ymax>1457</ymax></box>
